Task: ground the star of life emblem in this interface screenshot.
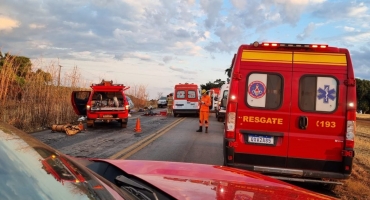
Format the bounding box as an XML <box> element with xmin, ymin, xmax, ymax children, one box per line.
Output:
<box><xmin>317</xmin><ymin>85</ymin><xmax>336</xmax><ymax>103</ymax></box>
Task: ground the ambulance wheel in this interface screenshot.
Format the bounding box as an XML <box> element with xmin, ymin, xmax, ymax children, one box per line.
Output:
<box><xmin>223</xmin><ymin>139</ymin><xmax>228</xmax><ymax>166</ymax></box>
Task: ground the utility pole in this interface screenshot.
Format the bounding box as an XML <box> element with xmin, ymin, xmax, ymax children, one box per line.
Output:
<box><xmin>58</xmin><ymin>65</ymin><xmax>62</xmax><ymax>86</ymax></box>
<box><xmin>57</xmin><ymin>58</ymin><xmax>62</xmax><ymax>87</ymax></box>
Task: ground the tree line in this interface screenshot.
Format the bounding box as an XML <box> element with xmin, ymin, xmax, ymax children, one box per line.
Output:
<box><xmin>356</xmin><ymin>78</ymin><xmax>370</xmax><ymax>113</ymax></box>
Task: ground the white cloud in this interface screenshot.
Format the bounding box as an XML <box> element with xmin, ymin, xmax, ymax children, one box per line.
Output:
<box><xmin>297</xmin><ymin>22</ymin><xmax>316</xmax><ymax>40</ymax></box>
<box><xmin>63</xmin><ymin>21</ymin><xmax>83</xmax><ymax>28</ymax></box>
<box><xmin>199</xmin><ymin>0</ymin><xmax>223</xmax><ymax>28</ymax></box>
<box><xmin>343</xmin><ymin>26</ymin><xmax>356</xmax><ymax>32</ymax></box>
<box><xmin>348</xmin><ymin>4</ymin><xmax>368</xmax><ymax>17</ymax></box>
<box><xmin>29</xmin><ymin>24</ymin><xmax>45</xmax><ymax>29</ymax></box>
<box><xmin>163</xmin><ymin>56</ymin><xmax>173</xmax><ymax>63</ymax></box>
<box><xmin>169</xmin><ymin>66</ymin><xmax>197</xmax><ymax>74</ymax></box>
<box><xmin>344</xmin><ymin>32</ymin><xmax>370</xmax><ymax>43</ymax></box>
<box><xmin>114</xmin><ymin>52</ymin><xmax>153</xmax><ymax>61</ymax></box>
<box><xmin>0</xmin><ymin>16</ymin><xmax>20</xmax><ymax>31</ymax></box>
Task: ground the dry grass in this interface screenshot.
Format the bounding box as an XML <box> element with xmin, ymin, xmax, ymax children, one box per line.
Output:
<box><xmin>334</xmin><ymin>120</ymin><xmax>370</xmax><ymax>200</ymax></box>
<box><xmin>356</xmin><ymin>113</ymin><xmax>370</xmax><ymax>120</ymax></box>
<box><xmin>125</xmin><ymin>84</ymin><xmax>150</xmax><ymax>108</ymax></box>
<box><xmin>0</xmin><ymin>57</ymin><xmax>150</xmax><ymax>132</ymax></box>
<box><xmin>0</xmin><ymin>57</ymin><xmax>90</xmax><ymax>132</ymax></box>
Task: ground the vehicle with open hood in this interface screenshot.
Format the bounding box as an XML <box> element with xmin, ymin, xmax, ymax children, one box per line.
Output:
<box><xmin>71</xmin><ymin>80</ymin><xmax>130</xmax><ymax>128</ymax></box>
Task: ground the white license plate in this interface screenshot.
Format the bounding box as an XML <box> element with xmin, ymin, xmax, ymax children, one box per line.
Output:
<box><xmin>103</xmin><ymin>115</ymin><xmax>113</xmax><ymax>118</ymax></box>
<box><xmin>248</xmin><ymin>134</ymin><xmax>274</xmax><ymax>144</ymax></box>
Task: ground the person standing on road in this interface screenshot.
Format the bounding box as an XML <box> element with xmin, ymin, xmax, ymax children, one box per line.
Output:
<box><xmin>196</xmin><ymin>89</ymin><xmax>211</xmax><ymax>133</ymax></box>
<box><xmin>167</xmin><ymin>93</ymin><xmax>174</xmax><ymax>116</ymax></box>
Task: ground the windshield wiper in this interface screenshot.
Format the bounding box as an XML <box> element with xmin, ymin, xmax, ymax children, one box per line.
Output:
<box><xmin>115</xmin><ymin>175</ymin><xmax>158</xmax><ymax>200</ymax></box>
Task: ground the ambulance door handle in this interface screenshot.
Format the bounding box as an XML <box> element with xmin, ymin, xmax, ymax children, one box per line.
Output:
<box><xmin>299</xmin><ymin>116</ymin><xmax>308</xmax><ymax>130</ymax></box>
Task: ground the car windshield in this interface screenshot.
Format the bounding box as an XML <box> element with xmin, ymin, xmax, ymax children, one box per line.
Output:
<box><xmin>160</xmin><ymin>97</ymin><xmax>167</xmax><ymax>100</ymax></box>
<box><xmin>0</xmin><ymin>123</ymin><xmax>127</xmax><ymax>200</ymax></box>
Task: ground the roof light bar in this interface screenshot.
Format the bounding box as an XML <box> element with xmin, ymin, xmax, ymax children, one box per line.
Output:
<box><xmin>259</xmin><ymin>42</ymin><xmax>329</xmax><ymax>48</ymax></box>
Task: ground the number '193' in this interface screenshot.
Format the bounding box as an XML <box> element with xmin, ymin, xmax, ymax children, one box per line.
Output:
<box><xmin>316</xmin><ymin>121</ymin><xmax>336</xmax><ymax>128</ymax></box>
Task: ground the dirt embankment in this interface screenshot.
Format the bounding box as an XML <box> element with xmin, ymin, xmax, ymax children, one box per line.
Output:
<box><xmin>334</xmin><ymin>115</ymin><xmax>370</xmax><ymax>200</ymax></box>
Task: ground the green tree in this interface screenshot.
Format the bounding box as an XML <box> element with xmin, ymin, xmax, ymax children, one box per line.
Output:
<box><xmin>356</xmin><ymin>78</ymin><xmax>370</xmax><ymax>113</ymax></box>
<box><xmin>34</xmin><ymin>69</ymin><xmax>53</xmax><ymax>83</ymax></box>
<box><xmin>0</xmin><ymin>53</ymin><xmax>32</xmax><ymax>78</ymax></box>
<box><xmin>200</xmin><ymin>79</ymin><xmax>225</xmax><ymax>90</ymax></box>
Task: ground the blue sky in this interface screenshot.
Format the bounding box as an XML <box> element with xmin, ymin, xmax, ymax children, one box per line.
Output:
<box><xmin>1</xmin><ymin>0</ymin><xmax>370</xmax><ymax>99</ymax></box>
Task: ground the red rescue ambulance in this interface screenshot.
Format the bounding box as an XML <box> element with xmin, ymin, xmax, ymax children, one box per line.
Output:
<box><xmin>173</xmin><ymin>83</ymin><xmax>201</xmax><ymax>116</ymax></box>
<box><xmin>224</xmin><ymin>41</ymin><xmax>356</xmax><ymax>186</ymax></box>
<box><xmin>71</xmin><ymin>80</ymin><xmax>130</xmax><ymax>128</ymax></box>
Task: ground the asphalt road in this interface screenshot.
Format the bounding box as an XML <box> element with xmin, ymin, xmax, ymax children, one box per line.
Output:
<box><xmin>29</xmin><ymin>109</ymin><xmax>342</xmax><ymax>198</ymax></box>
<box><xmin>31</xmin><ymin>108</ymin><xmax>178</xmax><ymax>158</ymax></box>
<box><xmin>127</xmin><ymin>113</ymin><xmax>224</xmax><ymax>165</ymax></box>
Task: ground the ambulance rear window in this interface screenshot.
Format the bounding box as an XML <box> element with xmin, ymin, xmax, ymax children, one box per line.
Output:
<box><xmin>188</xmin><ymin>90</ymin><xmax>196</xmax><ymax>98</ymax></box>
<box><xmin>245</xmin><ymin>73</ymin><xmax>282</xmax><ymax>109</ymax></box>
<box><xmin>299</xmin><ymin>76</ymin><xmax>338</xmax><ymax>112</ymax></box>
<box><xmin>176</xmin><ymin>90</ymin><xmax>186</xmax><ymax>99</ymax></box>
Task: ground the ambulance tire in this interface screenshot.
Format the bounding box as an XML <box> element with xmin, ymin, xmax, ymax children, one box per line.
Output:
<box><xmin>173</xmin><ymin>112</ymin><xmax>177</xmax><ymax>117</ymax></box>
<box><xmin>223</xmin><ymin>139</ymin><xmax>228</xmax><ymax>166</ymax></box>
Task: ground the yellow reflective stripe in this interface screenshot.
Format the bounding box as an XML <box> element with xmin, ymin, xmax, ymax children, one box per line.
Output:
<box><xmin>241</xmin><ymin>50</ymin><xmax>292</xmax><ymax>63</ymax></box>
<box><xmin>294</xmin><ymin>52</ymin><xmax>347</xmax><ymax>66</ymax></box>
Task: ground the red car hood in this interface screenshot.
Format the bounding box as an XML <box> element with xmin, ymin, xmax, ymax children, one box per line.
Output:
<box><xmin>96</xmin><ymin>159</ymin><xmax>335</xmax><ymax>200</ymax></box>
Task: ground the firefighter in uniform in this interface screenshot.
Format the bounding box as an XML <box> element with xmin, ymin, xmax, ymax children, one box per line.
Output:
<box><xmin>196</xmin><ymin>89</ymin><xmax>211</xmax><ymax>133</ymax></box>
<box><xmin>167</xmin><ymin>93</ymin><xmax>174</xmax><ymax>116</ymax></box>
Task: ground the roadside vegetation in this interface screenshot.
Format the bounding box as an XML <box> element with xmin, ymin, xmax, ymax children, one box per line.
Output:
<box><xmin>0</xmin><ymin>52</ymin><xmax>150</xmax><ymax>132</ymax></box>
<box><xmin>334</xmin><ymin>114</ymin><xmax>370</xmax><ymax>200</ymax></box>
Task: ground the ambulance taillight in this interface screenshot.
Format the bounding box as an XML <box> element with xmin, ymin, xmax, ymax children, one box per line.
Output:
<box><xmin>346</xmin><ymin>102</ymin><xmax>356</xmax><ymax>149</ymax></box>
<box><xmin>344</xmin><ymin>73</ymin><xmax>356</xmax><ymax>149</ymax></box>
<box><xmin>225</xmin><ymin>87</ymin><xmax>238</xmax><ymax>138</ymax></box>
<box><xmin>226</xmin><ymin>102</ymin><xmax>236</xmax><ymax>139</ymax></box>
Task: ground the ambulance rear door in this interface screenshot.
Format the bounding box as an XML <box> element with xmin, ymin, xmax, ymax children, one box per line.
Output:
<box><xmin>233</xmin><ymin>49</ymin><xmax>293</xmax><ymax>168</ymax></box>
<box><xmin>288</xmin><ymin>50</ymin><xmax>347</xmax><ymax>172</ymax></box>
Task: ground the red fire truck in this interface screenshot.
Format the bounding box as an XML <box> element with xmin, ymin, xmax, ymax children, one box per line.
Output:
<box><xmin>71</xmin><ymin>80</ymin><xmax>130</xmax><ymax>128</ymax></box>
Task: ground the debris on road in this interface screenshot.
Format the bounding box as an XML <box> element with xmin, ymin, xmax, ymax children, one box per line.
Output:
<box><xmin>78</xmin><ymin>116</ymin><xmax>87</xmax><ymax>121</ymax></box>
<box><xmin>51</xmin><ymin>122</ymin><xmax>84</xmax><ymax>136</ymax></box>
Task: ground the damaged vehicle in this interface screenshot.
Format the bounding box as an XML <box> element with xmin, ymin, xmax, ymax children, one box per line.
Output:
<box><xmin>0</xmin><ymin>122</ymin><xmax>336</xmax><ymax>200</ymax></box>
<box><xmin>71</xmin><ymin>80</ymin><xmax>130</xmax><ymax>128</ymax></box>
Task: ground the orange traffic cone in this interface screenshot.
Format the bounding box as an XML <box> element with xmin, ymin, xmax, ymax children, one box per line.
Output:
<box><xmin>134</xmin><ymin>118</ymin><xmax>142</xmax><ymax>133</ymax></box>
<box><xmin>78</xmin><ymin>121</ymin><xmax>84</xmax><ymax>131</ymax></box>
